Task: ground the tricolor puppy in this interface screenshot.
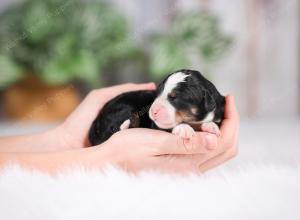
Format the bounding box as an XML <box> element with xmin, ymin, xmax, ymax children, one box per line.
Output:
<box><xmin>89</xmin><ymin>69</ymin><xmax>225</xmax><ymax>146</ymax></box>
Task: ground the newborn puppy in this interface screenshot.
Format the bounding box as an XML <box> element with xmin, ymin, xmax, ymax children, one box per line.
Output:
<box><xmin>89</xmin><ymin>69</ymin><xmax>225</xmax><ymax>146</ymax></box>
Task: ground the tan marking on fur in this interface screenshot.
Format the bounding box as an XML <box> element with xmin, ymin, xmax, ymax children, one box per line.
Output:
<box><xmin>176</xmin><ymin>111</ymin><xmax>195</xmax><ymax>123</ymax></box>
<box><xmin>130</xmin><ymin>113</ymin><xmax>140</xmax><ymax>128</ymax></box>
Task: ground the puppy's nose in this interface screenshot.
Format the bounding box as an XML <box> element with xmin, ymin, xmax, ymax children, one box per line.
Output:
<box><xmin>150</xmin><ymin>105</ymin><xmax>163</xmax><ymax>118</ymax></box>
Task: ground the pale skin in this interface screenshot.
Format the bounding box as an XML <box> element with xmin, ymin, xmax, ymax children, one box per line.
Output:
<box><xmin>0</xmin><ymin>83</ymin><xmax>239</xmax><ymax>175</ymax></box>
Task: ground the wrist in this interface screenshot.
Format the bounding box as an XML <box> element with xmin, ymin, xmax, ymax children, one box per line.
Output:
<box><xmin>50</xmin><ymin>125</ymin><xmax>84</xmax><ymax>150</ymax></box>
<box><xmin>86</xmin><ymin>143</ymin><xmax>118</xmax><ymax>169</ymax></box>
<box><xmin>38</xmin><ymin>127</ymin><xmax>64</xmax><ymax>151</ymax></box>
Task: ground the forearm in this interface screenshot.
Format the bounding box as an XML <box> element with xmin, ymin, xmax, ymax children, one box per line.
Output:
<box><xmin>0</xmin><ymin>146</ymin><xmax>111</xmax><ymax>174</ymax></box>
<box><xmin>0</xmin><ymin>128</ymin><xmax>64</xmax><ymax>153</ymax></box>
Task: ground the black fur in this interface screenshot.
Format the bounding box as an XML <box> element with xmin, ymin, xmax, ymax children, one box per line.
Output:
<box><xmin>89</xmin><ymin>69</ymin><xmax>225</xmax><ymax>146</ymax></box>
<box><xmin>166</xmin><ymin>69</ymin><xmax>225</xmax><ymax>125</ymax></box>
<box><xmin>89</xmin><ymin>90</ymin><xmax>157</xmax><ymax>146</ymax></box>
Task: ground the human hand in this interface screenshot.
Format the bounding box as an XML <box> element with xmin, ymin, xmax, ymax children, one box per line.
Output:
<box><xmin>98</xmin><ymin>128</ymin><xmax>218</xmax><ymax>174</ymax></box>
<box><xmin>54</xmin><ymin>83</ymin><xmax>156</xmax><ymax>149</ymax></box>
<box><xmin>197</xmin><ymin>95</ymin><xmax>240</xmax><ymax>172</ymax></box>
<box><xmin>96</xmin><ymin>95</ymin><xmax>239</xmax><ymax>174</ymax></box>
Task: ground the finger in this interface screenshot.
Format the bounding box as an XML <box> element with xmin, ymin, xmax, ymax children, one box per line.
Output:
<box><xmin>198</xmin><ymin>146</ymin><xmax>238</xmax><ymax>173</ymax></box>
<box><xmin>220</xmin><ymin>96</ymin><xmax>240</xmax><ymax>133</ymax></box>
<box><xmin>155</xmin><ymin>144</ymin><xmax>238</xmax><ymax>175</ymax></box>
<box><xmin>224</xmin><ymin>95</ymin><xmax>239</xmax><ymax>120</ymax></box>
<box><xmin>154</xmin><ymin>132</ymin><xmax>218</xmax><ymax>155</ymax></box>
<box><xmin>92</xmin><ymin>83</ymin><xmax>157</xmax><ymax>106</ymax></box>
<box><xmin>153</xmin><ymin>151</ymin><xmax>226</xmax><ymax>175</ymax></box>
<box><xmin>219</xmin><ymin>96</ymin><xmax>240</xmax><ymax>148</ymax></box>
<box><xmin>112</xmin><ymin>82</ymin><xmax>156</xmax><ymax>94</ymax></box>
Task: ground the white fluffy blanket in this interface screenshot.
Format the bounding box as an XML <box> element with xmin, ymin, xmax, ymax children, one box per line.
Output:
<box><xmin>0</xmin><ymin>164</ymin><xmax>299</xmax><ymax>220</ymax></box>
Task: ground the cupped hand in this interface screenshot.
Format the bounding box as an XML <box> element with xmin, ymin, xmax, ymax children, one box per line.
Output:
<box><xmin>95</xmin><ymin>96</ymin><xmax>239</xmax><ymax>174</ymax></box>
<box><xmin>100</xmin><ymin>128</ymin><xmax>218</xmax><ymax>174</ymax></box>
<box><xmin>54</xmin><ymin>82</ymin><xmax>238</xmax><ymax>174</ymax></box>
<box><xmin>55</xmin><ymin>83</ymin><xmax>156</xmax><ymax>149</ymax></box>
<box><xmin>198</xmin><ymin>96</ymin><xmax>240</xmax><ymax>172</ymax></box>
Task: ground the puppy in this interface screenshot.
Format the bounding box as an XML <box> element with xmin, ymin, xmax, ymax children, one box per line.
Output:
<box><xmin>89</xmin><ymin>69</ymin><xmax>225</xmax><ymax>146</ymax></box>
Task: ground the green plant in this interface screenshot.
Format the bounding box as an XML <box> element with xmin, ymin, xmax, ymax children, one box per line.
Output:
<box><xmin>0</xmin><ymin>0</ymin><xmax>134</xmax><ymax>89</ymax></box>
<box><xmin>148</xmin><ymin>11</ymin><xmax>233</xmax><ymax>78</ymax></box>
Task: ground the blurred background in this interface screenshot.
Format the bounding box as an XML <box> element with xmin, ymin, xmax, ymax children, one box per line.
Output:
<box><xmin>0</xmin><ymin>0</ymin><xmax>299</xmax><ymax>165</ymax></box>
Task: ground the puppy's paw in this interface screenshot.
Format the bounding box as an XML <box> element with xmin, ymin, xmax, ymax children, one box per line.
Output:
<box><xmin>172</xmin><ymin>124</ymin><xmax>195</xmax><ymax>139</ymax></box>
<box><xmin>201</xmin><ymin>122</ymin><xmax>221</xmax><ymax>136</ymax></box>
<box><xmin>120</xmin><ymin>119</ymin><xmax>131</xmax><ymax>130</ymax></box>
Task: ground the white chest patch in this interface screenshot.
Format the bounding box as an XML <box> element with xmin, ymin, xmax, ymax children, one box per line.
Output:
<box><xmin>190</xmin><ymin>111</ymin><xmax>215</xmax><ymax>125</ymax></box>
<box><xmin>201</xmin><ymin>111</ymin><xmax>215</xmax><ymax>123</ymax></box>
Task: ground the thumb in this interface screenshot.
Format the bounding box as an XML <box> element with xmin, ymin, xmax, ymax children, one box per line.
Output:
<box><xmin>131</xmin><ymin>82</ymin><xmax>156</xmax><ymax>91</ymax></box>
<box><xmin>119</xmin><ymin>82</ymin><xmax>156</xmax><ymax>93</ymax></box>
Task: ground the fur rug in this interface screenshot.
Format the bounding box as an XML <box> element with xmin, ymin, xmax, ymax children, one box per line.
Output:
<box><xmin>0</xmin><ymin>164</ymin><xmax>299</xmax><ymax>220</ymax></box>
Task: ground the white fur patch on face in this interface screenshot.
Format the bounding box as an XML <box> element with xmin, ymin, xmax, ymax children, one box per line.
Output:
<box><xmin>160</xmin><ymin>72</ymin><xmax>189</xmax><ymax>99</ymax></box>
<box><xmin>149</xmin><ymin>98</ymin><xmax>178</xmax><ymax>129</ymax></box>
<box><xmin>155</xmin><ymin>71</ymin><xmax>190</xmax><ymax>119</ymax></box>
<box><xmin>149</xmin><ymin>72</ymin><xmax>190</xmax><ymax>129</ymax></box>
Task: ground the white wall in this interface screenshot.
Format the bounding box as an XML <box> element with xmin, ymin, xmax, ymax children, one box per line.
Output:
<box><xmin>178</xmin><ymin>0</ymin><xmax>300</xmax><ymax>118</ymax></box>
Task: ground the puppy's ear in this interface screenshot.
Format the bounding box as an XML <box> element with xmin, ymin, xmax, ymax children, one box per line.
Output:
<box><xmin>203</xmin><ymin>89</ymin><xmax>216</xmax><ymax>112</ymax></box>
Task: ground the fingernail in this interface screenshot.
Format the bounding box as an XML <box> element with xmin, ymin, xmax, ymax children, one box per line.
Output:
<box><xmin>205</xmin><ymin>134</ymin><xmax>217</xmax><ymax>150</ymax></box>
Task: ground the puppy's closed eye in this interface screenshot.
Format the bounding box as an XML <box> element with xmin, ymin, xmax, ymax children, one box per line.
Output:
<box><xmin>168</xmin><ymin>92</ymin><xmax>177</xmax><ymax>100</ymax></box>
